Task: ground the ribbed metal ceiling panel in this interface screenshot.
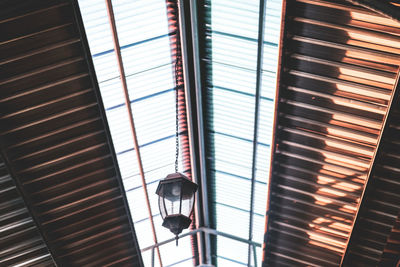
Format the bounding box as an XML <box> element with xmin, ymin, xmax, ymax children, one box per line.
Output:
<box><xmin>0</xmin><ymin>158</ymin><xmax>55</xmax><ymax>267</ymax></box>
<box><xmin>263</xmin><ymin>0</ymin><xmax>400</xmax><ymax>266</ymax></box>
<box><xmin>345</xmin><ymin>0</ymin><xmax>400</xmax><ymax>23</ymax></box>
<box><xmin>343</xmin><ymin>83</ymin><xmax>400</xmax><ymax>266</ymax></box>
<box><xmin>381</xmin><ymin>215</ymin><xmax>400</xmax><ymax>266</ymax></box>
<box><xmin>0</xmin><ymin>0</ymin><xmax>143</xmax><ymax>265</ymax></box>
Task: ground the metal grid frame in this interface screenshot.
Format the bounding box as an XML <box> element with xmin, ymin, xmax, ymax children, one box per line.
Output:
<box><xmin>199</xmin><ymin>0</ymin><xmax>284</xmax><ymax>265</ymax></box>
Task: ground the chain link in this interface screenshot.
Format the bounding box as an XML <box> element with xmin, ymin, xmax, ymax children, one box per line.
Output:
<box><xmin>174</xmin><ymin>32</ymin><xmax>181</xmax><ymax>173</ymax></box>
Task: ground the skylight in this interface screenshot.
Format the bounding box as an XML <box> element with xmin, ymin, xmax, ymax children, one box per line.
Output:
<box><xmin>78</xmin><ymin>0</ymin><xmax>283</xmax><ymax>266</ymax></box>
<box><xmin>78</xmin><ymin>0</ymin><xmax>193</xmax><ymax>266</ymax></box>
<box><xmin>203</xmin><ymin>0</ymin><xmax>282</xmax><ymax>265</ymax></box>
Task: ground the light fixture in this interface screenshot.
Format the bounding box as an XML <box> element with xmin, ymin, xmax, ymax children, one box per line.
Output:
<box><xmin>155</xmin><ymin>4</ymin><xmax>199</xmax><ymax>245</ymax></box>
<box><xmin>156</xmin><ymin>172</ymin><xmax>197</xmax><ymax>245</ymax></box>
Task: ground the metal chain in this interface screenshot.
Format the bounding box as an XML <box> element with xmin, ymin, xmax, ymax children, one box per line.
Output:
<box><xmin>174</xmin><ymin>31</ymin><xmax>181</xmax><ymax>173</ymax></box>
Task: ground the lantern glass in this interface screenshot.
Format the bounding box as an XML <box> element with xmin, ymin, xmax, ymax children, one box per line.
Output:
<box><xmin>180</xmin><ymin>194</ymin><xmax>194</xmax><ymax>217</ymax></box>
<box><xmin>158</xmin><ymin>180</ymin><xmax>195</xmax><ymax>219</ymax></box>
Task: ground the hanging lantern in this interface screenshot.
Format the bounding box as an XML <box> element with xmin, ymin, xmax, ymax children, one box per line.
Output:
<box><xmin>156</xmin><ymin>172</ymin><xmax>197</xmax><ymax>243</ymax></box>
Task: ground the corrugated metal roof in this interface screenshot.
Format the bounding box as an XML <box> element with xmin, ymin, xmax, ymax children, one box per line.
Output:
<box><xmin>343</xmin><ymin>78</ymin><xmax>400</xmax><ymax>266</ymax></box>
<box><xmin>0</xmin><ymin>158</ymin><xmax>55</xmax><ymax>267</ymax></box>
<box><xmin>345</xmin><ymin>0</ymin><xmax>400</xmax><ymax>23</ymax></box>
<box><xmin>0</xmin><ymin>0</ymin><xmax>143</xmax><ymax>265</ymax></box>
<box><xmin>381</xmin><ymin>214</ymin><xmax>400</xmax><ymax>266</ymax></box>
<box><xmin>3</xmin><ymin>1</ymin><xmax>399</xmax><ymax>266</ymax></box>
<box><xmin>263</xmin><ymin>0</ymin><xmax>400</xmax><ymax>266</ymax></box>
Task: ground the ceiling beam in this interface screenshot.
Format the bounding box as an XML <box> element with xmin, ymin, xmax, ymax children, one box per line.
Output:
<box><xmin>177</xmin><ymin>0</ymin><xmax>213</xmax><ymax>265</ymax></box>
<box><xmin>176</xmin><ymin>0</ymin><xmax>205</xmax><ymax>265</ymax></box>
<box><xmin>248</xmin><ymin>0</ymin><xmax>268</xmax><ymax>265</ymax></box>
<box><xmin>187</xmin><ymin>0</ymin><xmax>211</xmax><ymax>264</ymax></box>
<box><xmin>103</xmin><ymin>0</ymin><xmax>162</xmax><ymax>265</ymax></box>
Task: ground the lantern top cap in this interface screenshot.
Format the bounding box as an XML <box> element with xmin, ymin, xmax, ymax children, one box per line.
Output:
<box><xmin>155</xmin><ymin>172</ymin><xmax>198</xmax><ymax>197</ymax></box>
<box><xmin>165</xmin><ymin>172</ymin><xmax>189</xmax><ymax>180</ymax></box>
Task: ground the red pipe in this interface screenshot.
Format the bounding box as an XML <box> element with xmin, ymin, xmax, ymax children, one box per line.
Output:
<box><xmin>104</xmin><ymin>0</ymin><xmax>163</xmax><ymax>265</ymax></box>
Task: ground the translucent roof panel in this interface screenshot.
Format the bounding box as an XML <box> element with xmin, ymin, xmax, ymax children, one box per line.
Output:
<box><xmin>78</xmin><ymin>0</ymin><xmax>193</xmax><ymax>266</ymax></box>
<box><xmin>205</xmin><ymin>0</ymin><xmax>283</xmax><ymax>265</ymax></box>
<box><xmin>77</xmin><ymin>0</ymin><xmax>283</xmax><ymax>265</ymax></box>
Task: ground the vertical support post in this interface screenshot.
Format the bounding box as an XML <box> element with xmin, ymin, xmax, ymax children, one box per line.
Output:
<box><xmin>104</xmin><ymin>0</ymin><xmax>162</xmax><ymax>266</ymax></box>
<box><xmin>176</xmin><ymin>0</ymin><xmax>205</xmax><ymax>264</ymax></box>
<box><xmin>253</xmin><ymin>244</ymin><xmax>258</xmax><ymax>267</ymax></box>
<box><xmin>189</xmin><ymin>0</ymin><xmax>212</xmax><ymax>264</ymax></box>
<box><xmin>151</xmin><ymin>247</ymin><xmax>155</xmax><ymax>267</ymax></box>
<box><xmin>248</xmin><ymin>0</ymin><xmax>267</xmax><ymax>266</ymax></box>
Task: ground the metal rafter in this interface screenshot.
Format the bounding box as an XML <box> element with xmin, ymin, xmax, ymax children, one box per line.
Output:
<box><xmin>142</xmin><ymin>227</ymin><xmax>262</xmax><ymax>267</ymax></box>
<box><xmin>103</xmin><ymin>0</ymin><xmax>162</xmax><ymax>266</ymax></box>
<box><xmin>188</xmin><ymin>0</ymin><xmax>213</xmax><ymax>264</ymax></box>
<box><xmin>248</xmin><ymin>0</ymin><xmax>267</xmax><ymax>265</ymax></box>
<box><xmin>142</xmin><ymin>227</ymin><xmax>262</xmax><ymax>253</ymax></box>
<box><xmin>176</xmin><ymin>0</ymin><xmax>206</xmax><ymax>264</ymax></box>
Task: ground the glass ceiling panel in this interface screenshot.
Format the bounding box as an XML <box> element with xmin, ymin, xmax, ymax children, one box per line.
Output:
<box><xmin>78</xmin><ymin>0</ymin><xmax>191</xmax><ymax>266</ymax></box>
<box><xmin>205</xmin><ymin>0</ymin><xmax>283</xmax><ymax>265</ymax></box>
<box><xmin>78</xmin><ymin>0</ymin><xmax>283</xmax><ymax>265</ymax></box>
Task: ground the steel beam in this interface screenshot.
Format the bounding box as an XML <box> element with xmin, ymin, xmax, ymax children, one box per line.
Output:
<box><xmin>189</xmin><ymin>0</ymin><xmax>212</xmax><ymax>264</ymax></box>
<box><xmin>248</xmin><ymin>0</ymin><xmax>267</xmax><ymax>265</ymax></box>
<box><xmin>104</xmin><ymin>0</ymin><xmax>162</xmax><ymax>266</ymax></box>
<box><xmin>141</xmin><ymin>227</ymin><xmax>261</xmax><ymax>253</ymax></box>
<box><xmin>177</xmin><ymin>0</ymin><xmax>205</xmax><ymax>264</ymax></box>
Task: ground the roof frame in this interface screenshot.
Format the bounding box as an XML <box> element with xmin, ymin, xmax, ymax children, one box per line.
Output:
<box><xmin>179</xmin><ymin>0</ymin><xmax>213</xmax><ymax>264</ymax></box>
<box><xmin>248</xmin><ymin>0</ymin><xmax>268</xmax><ymax>266</ymax></box>
<box><xmin>102</xmin><ymin>0</ymin><xmax>162</xmax><ymax>265</ymax></box>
